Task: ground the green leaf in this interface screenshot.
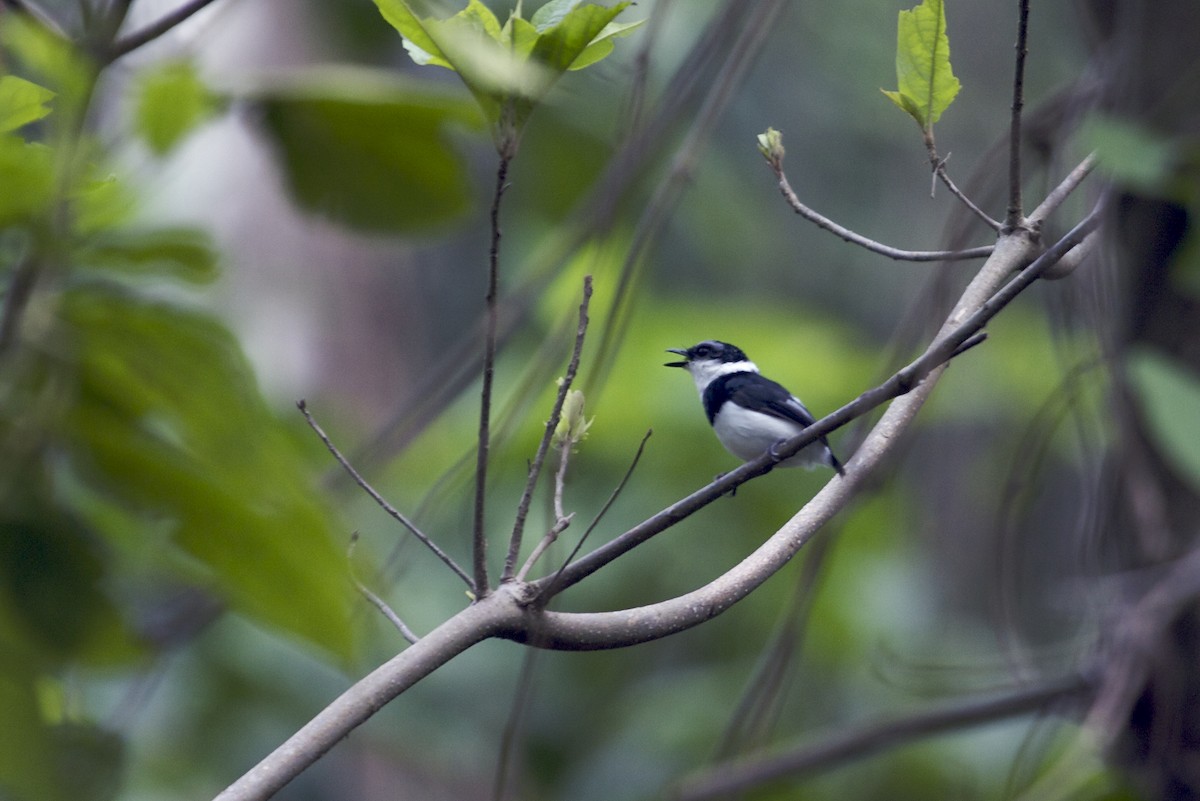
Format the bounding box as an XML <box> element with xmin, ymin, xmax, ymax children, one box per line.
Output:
<box><xmin>568</xmin><ymin>18</ymin><xmax>643</xmax><ymax>71</ymax></box>
<box><xmin>372</xmin><ymin>0</ymin><xmax>638</xmax><ymax>150</ymax></box>
<box><xmin>1079</xmin><ymin>114</ymin><xmax>1177</xmax><ymax>193</ymax></box>
<box><xmin>1127</xmin><ymin>349</ymin><xmax>1200</xmax><ymax>490</ymax></box>
<box><xmin>70</xmin><ymin>172</ymin><xmax>134</xmax><ymax>235</ymax></box>
<box><xmin>252</xmin><ymin>68</ymin><xmax>482</xmax><ymax>233</ymax></box>
<box><xmin>0</xmin><ymin>75</ymin><xmax>55</xmax><ymax>133</ymax></box>
<box><xmin>531</xmin><ymin>0</ymin><xmax>581</xmax><ymax>31</ymax></box>
<box><xmin>0</xmin><ymin>15</ymin><xmax>92</xmax><ymax>111</ymax></box>
<box><xmin>528</xmin><ymin>2</ymin><xmax>629</xmax><ymax>76</ymax></box>
<box><xmin>134</xmin><ymin>60</ymin><xmax>221</xmax><ymax>155</ymax></box>
<box><xmin>373</xmin><ymin>0</ymin><xmax>453</xmax><ymax>68</ymax></box>
<box><xmin>0</xmin><ymin>658</ymin><xmax>58</xmax><ymax>801</ymax></box>
<box><xmin>0</xmin><ymin>136</ymin><xmax>54</xmax><ymax>225</ymax></box>
<box><xmin>77</xmin><ymin>227</ymin><xmax>218</xmax><ymax>284</ymax></box>
<box><xmin>60</xmin><ymin>290</ymin><xmax>355</xmax><ymax>658</ymax></box>
<box><xmin>882</xmin><ymin>0</ymin><xmax>960</xmax><ymax>129</ymax></box>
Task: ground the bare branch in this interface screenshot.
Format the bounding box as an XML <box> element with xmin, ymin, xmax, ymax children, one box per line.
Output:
<box><xmin>1028</xmin><ymin>152</ymin><xmax>1097</xmax><ymax>223</ymax></box>
<box><xmin>675</xmin><ymin>675</ymin><xmax>1090</xmax><ymax>801</ymax></box>
<box><xmin>104</xmin><ymin>0</ymin><xmax>225</xmax><ymax>62</ymax></box>
<box><xmin>348</xmin><ymin>532</ymin><xmax>419</xmax><ymax>645</ymax></box>
<box><xmin>296</xmin><ymin>400</ymin><xmax>472</xmax><ymax>589</ymax></box>
<box><xmin>474</xmin><ymin>156</ymin><xmax>512</xmax><ymax>596</ymax></box>
<box><xmin>1007</xmin><ymin>0</ymin><xmax>1031</xmax><ymax>227</ymax></box>
<box><xmin>214</xmin><ymin>594</ymin><xmax>522</xmax><ymax>801</ymax></box>
<box><xmin>504</xmin><ymin>276</ymin><xmax>593</xmax><ymax>581</ymax></box>
<box><xmin>768</xmin><ymin>160</ymin><xmax>994</xmax><ymax>262</ymax></box>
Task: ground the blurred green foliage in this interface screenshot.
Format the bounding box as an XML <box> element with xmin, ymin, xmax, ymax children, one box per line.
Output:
<box><xmin>253</xmin><ymin>67</ymin><xmax>484</xmax><ymax>232</ymax></box>
<box><xmin>0</xmin><ymin>13</ymin><xmax>360</xmax><ymax>801</ymax></box>
<box><xmin>1127</xmin><ymin>348</ymin><xmax>1200</xmax><ymax>490</ymax></box>
<box><xmin>0</xmin><ymin>1</ymin><xmax>1175</xmax><ymax>800</ymax></box>
<box><xmin>134</xmin><ymin>59</ymin><xmax>221</xmax><ymax>155</ymax></box>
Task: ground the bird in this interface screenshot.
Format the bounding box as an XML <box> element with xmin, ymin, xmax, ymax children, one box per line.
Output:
<box><xmin>665</xmin><ymin>340</ymin><xmax>845</xmax><ymax>476</ymax></box>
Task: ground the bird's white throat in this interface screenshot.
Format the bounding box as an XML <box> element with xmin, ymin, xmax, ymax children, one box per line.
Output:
<box><xmin>685</xmin><ymin>358</ymin><xmax>758</xmax><ymax>395</ymax></box>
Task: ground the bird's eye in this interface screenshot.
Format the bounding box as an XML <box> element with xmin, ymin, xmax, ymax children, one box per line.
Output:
<box><xmin>696</xmin><ymin>344</ymin><xmax>713</xmax><ymax>357</ymax></box>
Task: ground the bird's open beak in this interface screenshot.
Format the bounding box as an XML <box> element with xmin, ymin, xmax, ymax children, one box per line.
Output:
<box><xmin>664</xmin><ymin>348</ymin><xmax>689</xmax><ymax>368</ymax></box>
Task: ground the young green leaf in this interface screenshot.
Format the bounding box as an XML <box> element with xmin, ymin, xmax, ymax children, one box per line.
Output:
<box><xmin>881</xmin><ymin>0</ymin><xmax>960</xmax><ymax>130</ymax></box>
<box><xmin>553</xmin><ymin>387</ymin><xmax>593</xmax><ymax>450</ymax></box>
<box><xmin>372</xmin><ymin>0</ymin><xmax>640</xmax><ymax>154</ymax></box>
<box><xmin>0</xmin><ymin>75</ymin><xmax>55</xmax><ymax>133</ymax></box>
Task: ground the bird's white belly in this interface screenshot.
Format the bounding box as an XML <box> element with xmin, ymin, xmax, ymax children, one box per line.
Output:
<box><xmin>711</xmin><ymin>404</ymin><xmax>823</xmax><ymax>468</ymax></box>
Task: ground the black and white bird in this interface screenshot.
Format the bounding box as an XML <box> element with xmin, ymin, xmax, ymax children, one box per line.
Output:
<box><xmin>665</xmin><ymin>340</ymin><xmax>845</xmax><ymax>475</ymax></box>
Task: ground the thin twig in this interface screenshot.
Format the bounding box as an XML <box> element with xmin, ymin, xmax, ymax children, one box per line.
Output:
<box><xmin>492</xmin><ymin>648</ymin><xmax>541</xmax><ymax>801</ymax></box>
<box><xmin>474</xmin><ymin>156</ymin><xmax>511</xmax><ymax>596</ymax></box>
<box><xmin>348</xmin><ymin>532</ymin><xmax>419</xmax><ymax>645</ymax></box>
<box><xmin>104</xmin><ymin>0</ymin><xmax>225</xmax><ymax>62</ymax></box>
<box><xmin>1007</xmin><ymin>0</ymin><xmax>1031</xmax><ymax>228</ymax></box>
<box><xmin>515</xmin><ymin>442</ymin><xmax>575</xmax><ymax>582</ymax></box>
<box><xmin>503</xmin><ymin>276</ymin><xmax>594</xmax><ymax>581</ymax></box>
<box><xmin>538</xmin><ymin>429</ymin><xmax>652</xmax><ymax>600</ymax></box>
<box><xmin>932</xmin><ymin>154</ymin><xmax>1004</xmax><ymax>231</ymax></box>
<box><xmin>675</xmin><ymin>675</ymin><xmax>1090</xmax><ymax>801</ymax></box>
<box><xmin>770</xmin><ymin>162</ymin><xmax>995</xmax><ymax>262</ymax></box>
<box><xmin>296</xmin><ymin>400</ymin><xmax>472</xmax><ymax>588</ymax></box>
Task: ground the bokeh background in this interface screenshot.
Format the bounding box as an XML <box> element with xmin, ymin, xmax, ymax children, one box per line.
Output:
<box><xmin>3</xmin><ymin>0</ymin><xmax>1199</xmax><ymax>799</ymax></box>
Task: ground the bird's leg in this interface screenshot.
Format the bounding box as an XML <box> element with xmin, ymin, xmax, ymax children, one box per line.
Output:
<box><xmin>715</xmin><ymin>471</ymin><xmax>738</xmax><ymax>498</ymax></box>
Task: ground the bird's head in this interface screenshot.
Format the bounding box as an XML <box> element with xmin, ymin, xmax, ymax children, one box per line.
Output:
<box><xmin>665</xmin><ymin>340</ymin><xmax>756</xmax><ymax>384</ymax></box>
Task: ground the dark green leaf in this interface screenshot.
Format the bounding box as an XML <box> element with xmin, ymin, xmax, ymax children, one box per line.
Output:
<box><xmin>253</xmin><ymin>69</ymin><xmax>482</xmax><ymax>233</ymax></box>
<box><xmin>60</xmin><ymin>289</ymin><xmax>355</xmax><ymax>658</ymax></box>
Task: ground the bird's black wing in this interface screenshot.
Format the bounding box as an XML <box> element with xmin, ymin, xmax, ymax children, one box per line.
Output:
<box><xmin>708</xmin><ymin>372</ymin><xmax>817</xmax><ymax>427</ymax></box>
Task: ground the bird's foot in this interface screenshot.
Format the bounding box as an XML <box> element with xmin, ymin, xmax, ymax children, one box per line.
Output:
<box><xmin>715</xmin><ymin>472</ymin><xmax>737</xmax><ymax>497</ymax></box>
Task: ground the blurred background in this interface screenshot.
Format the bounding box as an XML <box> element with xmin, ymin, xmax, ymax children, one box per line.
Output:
<box><xmin>2</xmin><ymin>0</ymin><xmax>1199</xmax><ymax>799</ymax></box>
